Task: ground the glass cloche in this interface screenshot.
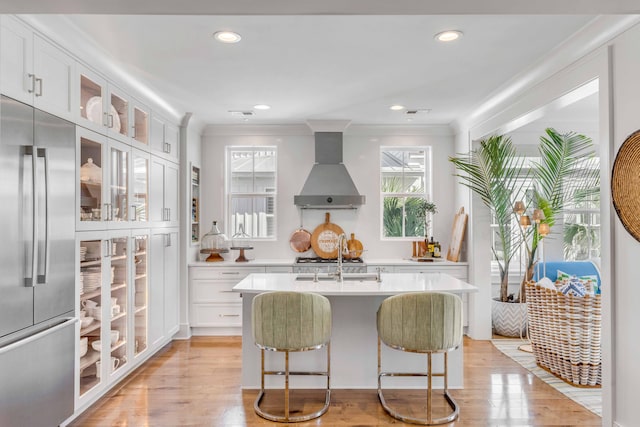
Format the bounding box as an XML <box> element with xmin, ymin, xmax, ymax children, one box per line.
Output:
<box><xmin>200</xmin><ymin>221</ymin><xmax>229</xmax><ymax>262</ymax></box>
<box><xmin>230</xmin><ymin>224</ymin><xmax>253</xmax><ymax>262</ymax></box>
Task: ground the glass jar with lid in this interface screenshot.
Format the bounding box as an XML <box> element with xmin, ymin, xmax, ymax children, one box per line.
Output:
<box><xmin>230</xmin><ymin>224</ymin><xmax>253</xmax><ymax>262</ymax></box>
<box><xmin>200</xmin><ymin>221</ymin><xmax>229</xmax><ymax>262</ymax></box>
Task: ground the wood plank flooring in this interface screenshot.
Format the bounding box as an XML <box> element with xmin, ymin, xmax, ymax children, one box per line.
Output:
<box><xmin>68</xmin><ymin>337</ymin><xmax>601</xmax><ymax>426</ymax></box>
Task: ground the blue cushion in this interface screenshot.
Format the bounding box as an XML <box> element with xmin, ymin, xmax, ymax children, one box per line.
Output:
<box><xmin>532</xmin><ymin>261</ymin><xmax>601</xmax><ymax>292</ymax></box>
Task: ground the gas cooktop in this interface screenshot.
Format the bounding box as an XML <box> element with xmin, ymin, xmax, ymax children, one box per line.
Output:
<box><xmin>295</xmin><ymin>256</ymin><xmax>364</xmax><ymax>264</ymax></box>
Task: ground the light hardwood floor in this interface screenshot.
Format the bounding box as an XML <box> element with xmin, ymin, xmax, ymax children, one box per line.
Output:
<box><xmin>69</xmin><ymin>337</ymin><xmax>601</xmax><ymax>426</ymax></box>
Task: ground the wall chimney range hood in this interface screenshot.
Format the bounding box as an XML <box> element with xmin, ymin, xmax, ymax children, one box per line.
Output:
<box><xmin>294</xmin><ymin>131</ymin><xmax>365</xmax><ymax>209</ymax></box>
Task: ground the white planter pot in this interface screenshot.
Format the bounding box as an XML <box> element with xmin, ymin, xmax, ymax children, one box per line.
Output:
<box><xmin>492</xmin><ymin>298</ymin><xmax>527</xmax><ymax>337</ymax></box>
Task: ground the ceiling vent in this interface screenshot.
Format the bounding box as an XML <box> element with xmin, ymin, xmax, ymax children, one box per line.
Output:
<box><xmin>228</xmin><ymin>110</ymin><xmax>255</xmax><ymax>117</ymax></box>
<box><xmin>405</xmin><ymin>109</ymin><xmax>431</xmax><ymax>115</ymax></box>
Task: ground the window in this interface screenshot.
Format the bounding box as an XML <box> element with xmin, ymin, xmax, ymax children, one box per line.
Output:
<box><xmin>563</xmin><ymin>157</ymin><xmax>600</xmax><ymax>260</ymax></box>
<box><xmin>226</xmin><ymin>147</ymin><xmax>277</xmax><ymax>239</ymax></box>
<box><xmin>380</xmin><ymin>147</ymin><xmax>432</xmax><ymax>238</ymax></box>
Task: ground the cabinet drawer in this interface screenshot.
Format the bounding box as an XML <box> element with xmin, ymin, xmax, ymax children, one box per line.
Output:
<box><xmin>191</xmin><ymin>303</ymin><xmax>242</xmax><ymax>327</ymax></box>
<box><xmin>192</xmin><ymin>280</ymin><xmax>241</xmax><ymax>303</ymax></box>
<box><xmin>190</xmin><ymin>266</ymin><xmax>263</xmax><ymax>280</ymax></box>
<box><xmin>265</xmin><ymin>266</ymin><xmax>293</xmax><ymax>273</ymax></box>
<box><xmin>395</xmin><ymin>266</ymin><xmax>467</xmax><ymax>279</ymax></box>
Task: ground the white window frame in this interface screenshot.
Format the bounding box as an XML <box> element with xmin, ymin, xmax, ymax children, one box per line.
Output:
<box><xmin>225</xmin><ymin>146</ymin><xmax>277</xmax><ymax>240</ymax></box>
<box><xmin>380</xmin><ymin>146</ymin><xmax>433</xmax><ymax>240</ymax></box>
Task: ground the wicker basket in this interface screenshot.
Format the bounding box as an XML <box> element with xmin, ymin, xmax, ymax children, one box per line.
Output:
<box><xmin>525</xmin><ymin>281</ymin><xmax>602</xmax><ymax>387</ymax></box>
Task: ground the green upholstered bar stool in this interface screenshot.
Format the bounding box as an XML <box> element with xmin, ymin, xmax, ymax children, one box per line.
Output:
<box><xmin>252</xmin><ymin>291</ymin><xmax>332</xmax><ymax>422</ymax></box>
<box><xmin>377</xmin><ymin>291</ymin><xmax>463</xmax><ymax>425</ymax></box>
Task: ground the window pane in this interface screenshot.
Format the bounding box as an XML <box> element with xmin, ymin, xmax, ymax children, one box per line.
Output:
<box><xmin>230</xmin><ymin>196</ymin><xmax>275</xmax><ymax>238</ymax></box>
<box><xmin>382</xmin><ymin>196</ymin><xmax>403</xmax><ymax>237</ymax></box>
<box><xmin>405</xmin><ymin>197</ymin><xmax>426</xmax><ymax>237</ymax></box>
<box><xmin>404</xmin><ymin>170</ymin><xmax>425</xmax><ymax>193</ymax></box>
<box><xmin>230</xmin><ymin>149</ymin><xmax>276</xmax><ymax>193</ymax></box>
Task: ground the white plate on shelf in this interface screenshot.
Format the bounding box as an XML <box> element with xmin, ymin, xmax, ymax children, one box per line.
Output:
<box><xmin>85</xmin><ymin>96</ymin><xmax>121</xmax><ymax>132</ymax></box>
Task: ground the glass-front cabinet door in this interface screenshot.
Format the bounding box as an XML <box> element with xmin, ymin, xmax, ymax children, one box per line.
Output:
<box><xmin>131</xmin><ymin>99</ymin><xmax>149</xmax><ymax>150</ymax></box>
<box><xmin>108</xmin><ymin>235</ymin><xmax>129</xmax><ymax>378</ymax></box>
<box><xmin>132</xmin><ymin>232</ymin><xmax>149</xmax><ymax>357</ymax></box>
<box><xmin>78</xmin><ymin>67</ymin><xmax>107</xmax><ymax>135</ymax></box>
<box><xmin>107</xmin><ymin>86</ymin><xmax>130</xmax><ymax>144</ymax></box>
<box><xmin>131</xmin><ymin>149</ymin><xmax>149</xmax><ymax>224</ymax></box>
<box><xmin>78</xmin><ymin>237</ymin><xmax>104</xmax><ymax>398</ymax></box>
<box><xmin>108</xmin><ymin>140</ymin><xmax>130</xmax><ymax>225</ymax></box>
<box><xmin>78</xmin><ymin>127</ymin><xmax>107</xmax><ymax>230</ymax></box>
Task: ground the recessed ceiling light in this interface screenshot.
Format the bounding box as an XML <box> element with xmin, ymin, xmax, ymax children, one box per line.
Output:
<box><xmin>434</xmin><ymin>30</ymin><xmax>463</xmax><ymax>42</ymax></box>
<box><xmin>253</xmin><ymin>104</ymin><xmax>271</xmax><ymax>110</ymax></box>
<box><xmin>213</xmin><ymin>31</ymin><xmax>242</xmax><ymax>43</ymax></box>
<box><xmin>390</xmin><ymin>105</ymin><xmax>405</xmax><ymax>111</ymax></box>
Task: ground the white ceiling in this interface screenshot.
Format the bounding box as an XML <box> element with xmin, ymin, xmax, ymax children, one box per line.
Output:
<box><xmin>13</xmin><ymin>0</ymin><xmax>636</xmax><ymax>127</ymax></box>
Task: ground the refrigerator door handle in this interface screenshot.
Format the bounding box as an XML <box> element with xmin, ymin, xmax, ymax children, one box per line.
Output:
<box><xmin>23</xmin><ymin>146</ymin><xmax>37</xmax><ymax>287</ymax></box>
<box><xmin>0</xmin><ymin>317</ymin><xmax>78</xmax><ymax>355</ymax></box>
<box><xmin>36</xmin><ymin>148</ymin><xmax>50</xmax><ymax>285</ymax></box>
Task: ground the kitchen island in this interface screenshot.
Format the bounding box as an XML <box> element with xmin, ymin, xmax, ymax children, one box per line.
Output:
<box><xmin>233</xmin><ymin>272</ymin><xmax>477</xmax><ymax>389</ymax></box>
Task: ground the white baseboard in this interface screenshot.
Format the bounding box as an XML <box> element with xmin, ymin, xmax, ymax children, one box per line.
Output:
<box><xmin>173</xmin><ymin>323</ymin><xmax>192</xmax><ymax>340</ymax></box>
<box><xmin>191</xmin><ymin>326</ymin><xmax>241</xmax><ymax>336</ymax></box>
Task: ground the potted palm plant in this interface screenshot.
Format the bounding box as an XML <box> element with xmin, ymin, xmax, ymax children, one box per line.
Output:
<box><xmin>450</xmin><ymin>129</ymin><xmax>599</xmax><ymax>336</ymax></box>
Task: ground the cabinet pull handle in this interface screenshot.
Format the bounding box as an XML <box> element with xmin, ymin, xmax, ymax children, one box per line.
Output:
<box><xmin>35</xmin><ymin>77</ymin><xmax>43</xmax><ymax>97</ymax></box>
<box><xmin>220</xmin><ymin>290</ymin><xmax>236</xmax><ymax>293</ymax></box>
<box><xmin>221</xmin><ymin>272</ymin><xmax>240</xmax><ymax>275</ymax></box>
<box><xmin>27</xmin><ymin>73</ymin><xmax>36</xmax><ymax>94</ymax></box>
<box><xmin>219</xmin><ymin>314</ymin><xmax>240</xmax><ymax>317</ymax></box>
<box><xmin>131</xmin><ymin>205</ymin><xmax>137</xmax><ymax>221</ymax></box>
<box><xmin>108</xmin><ymin>114</ymin><xmax>114</xmax><ymax>129</ymax></box>
<box><xmin>132</xmin><ymin>125</ymin><xmax>137</xmax><ymax>138</ymax></box>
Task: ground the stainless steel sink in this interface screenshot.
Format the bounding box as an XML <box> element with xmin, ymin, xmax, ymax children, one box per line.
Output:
<box><xmin>295</xmin><ymin>274</ymin><xmax>380</xmax><ymax>282</ymax></box>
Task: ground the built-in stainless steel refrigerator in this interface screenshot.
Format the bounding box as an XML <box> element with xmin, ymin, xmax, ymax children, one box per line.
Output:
<box><xmin>0</xmin><ymin>95</ymin><xmax>77</xmax><ymax>426</ymax></box>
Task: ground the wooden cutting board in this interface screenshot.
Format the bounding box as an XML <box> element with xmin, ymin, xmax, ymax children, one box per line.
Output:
<box><xmin>346</xmin><ymin>233</ymin><xmax>364</xmax><ymax>258</ymax></box>
<box><xmin>311</xmin><ymin>212</ymin><xmax>344</xmax><ymax>258</ymax></box>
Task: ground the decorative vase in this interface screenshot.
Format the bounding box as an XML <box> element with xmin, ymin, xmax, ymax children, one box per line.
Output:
<box><xmin>492</xmin><ymin>298</ymin><xmax>527</xmax><ymax>337</ymax></box>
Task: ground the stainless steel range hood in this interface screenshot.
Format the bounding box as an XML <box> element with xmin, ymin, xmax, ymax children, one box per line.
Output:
<box><xmin>294</xmin><ymin>131</ymin><xmax>365</xmax><ymax>209</ymax></box>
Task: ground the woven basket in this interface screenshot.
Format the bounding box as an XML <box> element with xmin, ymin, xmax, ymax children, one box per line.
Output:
<box><xmin>525</xmin><ymin>281</ymin><xmax>601</xmax><ymax>387</ymax></box>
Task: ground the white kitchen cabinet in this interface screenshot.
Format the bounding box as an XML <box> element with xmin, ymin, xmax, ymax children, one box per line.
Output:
<box><xmin>149</xmin><ymin>156</ymin><xmax>179</xmax><ymax>227</ymax></box>
<box><xmin>1</xmin><ymin>15</ymin><xmax>75</xmax><ymax>121</ymax></box>
<box><xmin>190</xmin><ymin>266</ymin><xmax>263</xmax><ymax>336</ymax></box>
<box><xmin>150</xmin><ymin>112</ymin><xmax>180</xmax><ymax>161</ymax></box>
<box><xmin>77</xmin><ymin>230</ymin><xmax>133</xmax><ymax>406</ymax></box>
<box><xmin>77</xmin><ymin>65</ymin><xmax>149</xmax><ymax>149</ymax></box>
<box><xmin>366</xmin><ymin>265</ymin><xmax>394</xmax><ymax>273</ymax></box>
<box><xmin>149</xmin><ymin>229</ymin><xmax>179</xmax><ymax>348</ymax></box>
<box><xmin>77</xmin><ymin>127</ymin><xmax>145</xmax><ymax>230</ymax></box>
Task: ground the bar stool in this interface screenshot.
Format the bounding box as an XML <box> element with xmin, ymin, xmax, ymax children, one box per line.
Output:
<box><xmin>377</xmin><ymin>291</ymin><xmax>463</xmax><ymax>425</ymax></box>
<box><xmin>252</xmin><ymin>291</ymin><xmax>332</xmax><ymax>422</ymax></box>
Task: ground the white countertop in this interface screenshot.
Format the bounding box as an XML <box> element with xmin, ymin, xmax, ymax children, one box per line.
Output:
<box><xmin>189</xmin><ymin>258</ymin><xmax>467</xmax><ymax>267</ymax></box>
<box><xmin>233</xmin><ymin>272</ymin><xmax>477</xmax><ymax>296</ymax></box>
<box><xmin>189</xmin><ymin>259</ymin><xmax>295</xmax><ymax>267</ymax></box>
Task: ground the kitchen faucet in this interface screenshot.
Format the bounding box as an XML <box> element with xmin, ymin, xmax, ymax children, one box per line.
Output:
<box><xmin>335</xmin><ymin>233</ymin><xmax>348</xmax><ymax>281</ymax></box>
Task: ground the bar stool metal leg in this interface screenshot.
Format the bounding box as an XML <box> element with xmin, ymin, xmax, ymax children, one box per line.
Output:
<box><xmin>254</xmin><ymin>346</ymin><xmax>331</xmax><ymax>422</ymax></box>
<box><xmin>376</xmin><ymin>292</ymin><xmax>463</xmax><ymax>425</ymax></box>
